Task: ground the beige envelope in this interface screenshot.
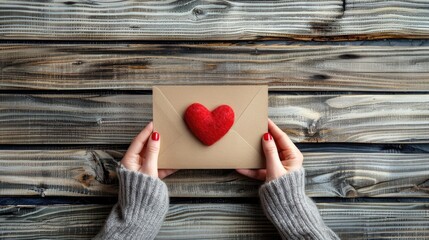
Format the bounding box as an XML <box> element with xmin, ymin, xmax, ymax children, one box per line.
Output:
<box><xmin>153</xmin><ymin>85</ymin><xmax>267</xmax><ymax>169</ymax></box>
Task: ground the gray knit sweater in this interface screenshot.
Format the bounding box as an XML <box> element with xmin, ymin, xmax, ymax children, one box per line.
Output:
<box><xmin>259</xmin><ymin>168</ymin><xmax>339</xmax><ymax>240</ymax></box>
<box><xmin>94</xmin><ymin>166</ymin><xmax>339</xmax><ymax>240</ymax></box>
<box><xmin>93</xmin><ymin>164</ymin><xmax>169</xmax><ymax>240</ymax></box>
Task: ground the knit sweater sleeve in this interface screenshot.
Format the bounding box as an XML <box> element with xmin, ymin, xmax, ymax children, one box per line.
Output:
<box><xmin>259</xmin><ymin>168</ymin><xmax>340</xmax><ymax>240</ymax></box>
<box><xmin>93</xmin><ymin>164</ymin><xmax>169</xmax><ymax>240</ymax></box>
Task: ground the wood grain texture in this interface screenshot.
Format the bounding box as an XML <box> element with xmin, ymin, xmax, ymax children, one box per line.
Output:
<box><xmin>0</xmin><ymin>150</ymin><xmax>119</xmax><ymax>197</ymax></box>
<box><xmin>0</xmin><ymin>93</ymin><xmax>427</xmax><ymax>144</ymax></box>
<box><xmin>1</xmin><ymin>149</ymin><xmax>428</xmax><ymax>198</ymax></box>
<box><xmin>2</xmin><ymin>203</ymin><xmax>429</xmax><ymax>239</ymax></box>
<box><xmin>167</xmin><ymin>152</ymin><xmax>429</xmax><ymax>198</ymax></box>
<box><xmin>334</xmin><ymin>0</ymin><xmax>429</xmax><ymax>41</ymax></box>
<box><xmin>1</xmin><ymin>0</ymin><xmax>429</xmax><ymax>40</ymax></box>
<box><xmin>2</xmin><ymin>44</ymin><xmax>429</xmax><ymax>91</ymax></box>
<box><xmin>0</xmin><ymin>0</ymin><xmax>342</xmax><ymax>40</ymax></box>
<box><xmin>270</xmin><ymin>94</ymin><xmax>429</xmax><ymax>143</ymax></box>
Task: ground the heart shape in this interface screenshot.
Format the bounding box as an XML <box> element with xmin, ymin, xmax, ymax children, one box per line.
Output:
<box><xmin>184</xmin><ymin>103</ymin><xmax>235</xmax><ymax>146</ymax></box>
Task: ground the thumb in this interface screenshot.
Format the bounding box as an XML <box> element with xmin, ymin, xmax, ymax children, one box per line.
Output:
<box><xmin>262</xmin><ymin>132</ymin><xmax>287</xmax><ymax>182</ymax></box>
<box><xmin>140</xmin><ymin>131</ymin><xmax>160</xmax><ymax>177</ymax></box>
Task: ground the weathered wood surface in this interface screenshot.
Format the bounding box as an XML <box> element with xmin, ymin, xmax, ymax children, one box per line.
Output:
<box><xmin>0</xmin><ymin>150</ymin><xmax>119</xmax><ymax>197</ymax></box>
<box><xmin>2</xmin><ymin>44</ymin><xmax>429</xmax><ymax>91</ymax></box>
<box><xmin>167</xmin><ymin>152</ymin><xmax>429</xmax><ymax>198</ymax></box>
<box><xmin>0</xmin><ymin>0</ymin><xmax>340</xmax><ymax>41</ymax></box>
<box><xmin>271</xmin><ymin>94</ymin><xmax>429</xmax><ymax>143</ymax></box>
<box><xmin>2</xmin><ymin>203</ymin><xmax>429</xmax><ymax>239</ymax></box>
<box><xmin>2</xmin><ymin>149</ymin><xmax>428</xmax><ymax>198</ymax></box>
<box><xmin>0</xmin><ymin>94</ymin><xmax>427</xmax><ymax>144</ymax></box>
<box><xmin>1</xmin><ymin>0</ymin><xmax>429</xmax><ymax>40</ymax></box>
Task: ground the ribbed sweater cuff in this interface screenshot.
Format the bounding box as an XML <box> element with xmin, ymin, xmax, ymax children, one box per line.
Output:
<box><xmin>259</xmin><ymin>168</ymin><xmax>338</xmax><ymax>240</ymax></box>
<box><xmin>116</xmin><ymin>164</ymin><xmax>169</xmax><ymax>220</ymax></box>
<box><xmin>93</xmin><ymin>164</ymin><xmax>169</xmax><ymax>240</ymax></box>
<box><xmin>259</xmin><ymin>168</ymin><xmax>307</xmax><ymax>207</ymax></box>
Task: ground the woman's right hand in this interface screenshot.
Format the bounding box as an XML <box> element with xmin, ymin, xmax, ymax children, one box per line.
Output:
<box><xmin>121</xmin><ymin>121</ymin><xmax>176</xmax><ymax>179</ymax></box>
<box><xmin>236</xmin><ymin>119</ymin><xmax>303</xmax><ymax>182</ymax></box>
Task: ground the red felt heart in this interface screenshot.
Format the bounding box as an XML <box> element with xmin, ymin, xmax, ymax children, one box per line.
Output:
<box><xmin>184</xmin><ymin>103</ymin><xmax>235</xmax><ymax>146</ymax></box>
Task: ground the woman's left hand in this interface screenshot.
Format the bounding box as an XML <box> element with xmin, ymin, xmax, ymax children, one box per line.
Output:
<box><xmin>236</xmin><ymin>119</ymin><xmax>303</xmax><ymax>182</ymax></box>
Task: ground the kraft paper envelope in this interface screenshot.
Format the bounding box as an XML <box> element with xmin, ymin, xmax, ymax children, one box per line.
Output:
<box><xmin>153</xmin><ymin>85</ymin><xmax>267</xmax><ymax>169</ymax></box>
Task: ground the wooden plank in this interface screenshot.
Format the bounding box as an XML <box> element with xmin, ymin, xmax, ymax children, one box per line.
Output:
<box><xmin>166</xmin><ymin>152</ymin><xmax>429</xmax><ymax>198</ymax></box>
<box><xmin>1</xmin><ymin>0</ymin><xmax>429</xmax><ymax>40</ymax></box>
<box><xmin>0</xmin><ymin>150</ymin><xmax>119</xmax><ymax>197</ymax></box>
<box><xmin>1</xmin><ymin>203</ymin><xmax>429</xmax><ymax>239</ymax></box>
<box><xmin>2</xmin><ymin>44</ymin><xmax>429</xmax><ymax>91</ymax></box>
<box><xmin>1</xmin><ymin>149</ymin><xmax>429</xmax><ymax>198</ymax></box>
<box><xmin>271</xmin><ymin>94</ymin><xmax>429</xmax><ymax>143</ymax></box>
<box><xmin>333</xmin><ymin>0</ymin><xmax>429</xmax><ymax>41</ymax></box>
<box><xmin>0</xmin><ymin>94</ymin><xmax>427</xmax><ymax>144</ymax></box>
<box><xmin>0</xmin><ymin>0</ymin><xmax>341</xmax><ymax>41</ymax></box>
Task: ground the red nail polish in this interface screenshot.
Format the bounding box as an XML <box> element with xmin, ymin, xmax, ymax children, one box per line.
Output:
<box><xmin>263</xmin><ymin>133</ymin><xmax>272</xmax><ymax>141</ymax></box>
<box><xmin>152</xmin><ymin>132</ymin><xmax>160</xmax><ymax>141</ymax></box>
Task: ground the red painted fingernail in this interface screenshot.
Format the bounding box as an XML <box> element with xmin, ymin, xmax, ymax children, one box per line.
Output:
<box><xmin>152</xmin><ymin>132</ymin><xmax>160</xmax><ymax>141</ymax></box>
<box><xmin>263</xmin><ymin>133</ymin><xmax>272</xmax><ymax>141</ymax></box>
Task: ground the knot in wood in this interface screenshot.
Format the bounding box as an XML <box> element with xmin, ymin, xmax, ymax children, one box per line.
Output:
<box><xmin>251</xmin><ymin>48</ymin><xmax>259</xmax><ymax>55</ymax></box>
<box><xmin>192</xmin><ymin>8</ymin><xmax>204</xmax><ymax>16</ymax></box>
<box><xmin>307</xmin><ymin>120</ymin><xmax>319</xmax><ymax>136</ymax></box>
<box><xmin>346</xmin><ymin>189</ymin><xmax>358</xmax><ymax>198</ymax></box>
<box><xmin>78</xmin><ymin>173</ymin><xmax>93</xmax><ymax>187</ymax></box>
<box><xmin>96</xmin><ymin>118</ymin><xmax>103</xmax><ymax>125</ymax></box>
<box><xmin>31</xmin><ymin>186</ymin><xmax>46</xmax><ymax>197</ymax></box>
<box><xmin>339</xmin><ymin>53</ymin><xmax>360</xmax><ymax>60</ymax></box>
<box><xmin>72</xmin><ymin>60</ymin><xmax>84</xmax><ymax>65</ymax></box>
<box><xmin>310</xmin><ymin>74</ymin><xmax>330</xmax><ymax>81</ymax></box>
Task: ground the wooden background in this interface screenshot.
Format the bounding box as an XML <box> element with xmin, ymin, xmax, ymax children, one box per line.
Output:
<box><xmin>1</xmin><ymin>0</ymin><xmax>429</xmax><ymax>239</ymax></box>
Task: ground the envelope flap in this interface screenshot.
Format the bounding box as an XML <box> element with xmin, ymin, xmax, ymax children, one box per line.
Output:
<box><xmin>157</xmin><ymin>85</ymin><xmax>263</xmax><ymax>121</ymax></box>
<box><xmin>232</xmin><ymin>85</ymin><xmax>268</xmax><ymax>149</ymax></box>
<box><xmin>159</xmin><ymin>127</ymin><xmax>264</xmax><ymax>169</ymax></box>
<box><xmin>153</xmin><ymin>86</ymin><xmax>188</xmax><ymax>154</ymax></box>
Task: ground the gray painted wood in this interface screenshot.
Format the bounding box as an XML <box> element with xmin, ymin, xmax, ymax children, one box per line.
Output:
<box><xmin>2</xmin><ymin>44</ymin><xmax>429</xmax><ymax>91</ymax></box>
<box><xmin>1</xmin><ymin>0</ymin><xmax>429</xmax><ymax>40</ymax></box>
<box><xmin>1</xmin><ymin>149</ymin><xmax>428</xmax><ymax>198</ymax></box>
<box><xmin>1</xmin><ymin>203</ymin><xmax>429</xmax><ymax>239</ymax></box>
<box><xmin>0</xmin><ymin>94</ymin><xmax>427</xmax><ymax>144</ymax></box>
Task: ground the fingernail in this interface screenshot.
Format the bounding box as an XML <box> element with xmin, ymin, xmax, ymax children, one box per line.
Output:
<box><xmin>263</xmin><ymin>132</ymin><xmax>272</xmax><ymax>141</ymax></box>
<box><xmin>152</xmin><ymin>132</ymin><xmax>160</xmax><ymax>141</ymax></box>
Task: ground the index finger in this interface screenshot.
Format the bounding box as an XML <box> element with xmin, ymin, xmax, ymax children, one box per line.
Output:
<box><xmin>268</xmin><ymin>119</ymin><xmax>300</xmax><ymax>152</ymax></box>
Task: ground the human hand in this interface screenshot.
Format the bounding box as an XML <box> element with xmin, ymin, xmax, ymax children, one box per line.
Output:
<box><xmin>121</xmin><ymin>121</ymin><xmax>177</xmax><ymax>179</ymax></box>
<box><xmin>236</xmin><ymin>119</ymin><xmax>303</xmax><ymax>182</ymax></box>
